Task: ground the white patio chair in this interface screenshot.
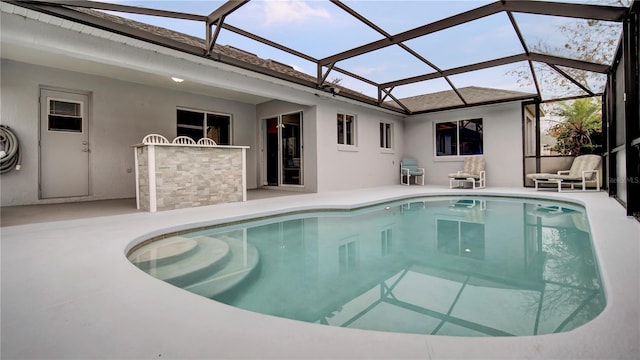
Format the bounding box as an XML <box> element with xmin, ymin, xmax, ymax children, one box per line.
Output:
<box><xmin>172</xmin><ymin>136</ymin><xmax>196</xmax><ymax>145</ymax></box>
<box><xmin>448</xmin><ymin>156</ymin><xmax>486</xmax><ymax>189</ymax></box>
<box><xmin>526</xmin><ymin>154</ymin><xmax>601</xmax><ymax>191</ymax></box>
<box><xmin>142</xmin><ymin>134</ymin><xmax>169</xmax><ymax>144</ymax></box>
<box><xmin>196</xmin><ymin>138</ymin><xmax>217</xmax><ymax>146</ymax></box>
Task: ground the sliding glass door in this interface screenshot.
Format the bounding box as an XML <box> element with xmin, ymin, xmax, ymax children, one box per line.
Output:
<box><xmin>264</xmin><ymin>112</ymin><xmax>303</xmax><ymax>186</ymax></box>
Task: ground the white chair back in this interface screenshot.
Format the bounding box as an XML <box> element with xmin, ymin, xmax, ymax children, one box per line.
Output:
<box><xmin>142</xmin><ymin>134</ymin><xmax>169</xmax><ymax>144</ymax></box>
<box><xmin>172</xmin><ymin>136</ymin><xmax>196</xmax><ymax>145</ymax></box>
<box><xmin>197</xmin><ymin>138</ymin><xmax>217</xmax><ymax>146</ymax></box>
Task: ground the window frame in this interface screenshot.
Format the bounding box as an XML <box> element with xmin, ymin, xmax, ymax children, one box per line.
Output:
<box><xmin>379</xmin><ymin>121</ymin><xmax>393</xmax><ymax>150</ymax></box>
<box><xmin>436</xmin><ymin>218</ymin><xmax>485</xmax><ymax>260</ymax></box>
<box><xmin>337</xmin><ymin>112</ymin><xmax>357</xmax><ymax>149</ymax></box>
<box><xmin>47</xmin><ymin>98</ymin><xmax>84</xmax><ymax>133</ymax></box>
<box><xmin>176</xmin><ymin>107</ymin><xmax>233</xmax><ymax>145</ymax></box>
<box><xmin>434</xmin><ymin>118</ymin><xmax>483</xmax><ymax>158</ymax></box>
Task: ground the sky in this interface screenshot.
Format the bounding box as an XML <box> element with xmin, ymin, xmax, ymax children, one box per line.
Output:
<box><xmin>98</xmin><ymin>0</ymin><xmax>623</xmax><ymax>100</ymax></box>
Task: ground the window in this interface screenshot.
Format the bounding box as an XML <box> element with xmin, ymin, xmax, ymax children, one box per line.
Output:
<box><xmin>48</xmin><ymin>99</ymin><xmax>83</xmax><ymax>132</ymax></box>
<box><xmin>337</xmin><ymin>113</ymin><xmax>355</xmax><ymax>146</ymax></box>
<box><xmin>177</xmin><ymin>108</ymin><xmax>231</xmax><ymax>145</ymax></box>
<box><xmin>380</xmin><ymin>122</ymin><xmax>393</xmax><ymax>149</ymax></box>
<box><xmin>436</xmin><ymin>219</ymin><xmax>485</xmax><ymax>260</ymax></box>
<box><xmin>338</xmin><ymin>238</ymin><xmax>358</xmax><ymax>274</ymax></box>
<box><xmin>435</xmin><ymin>119</ymin><xmax>483</xmax><ymax>156</ymax></box>
<box><xmin>381</xmin><ymin>228</ymin><xmax>393</xmax><ymax>256</ymax></box>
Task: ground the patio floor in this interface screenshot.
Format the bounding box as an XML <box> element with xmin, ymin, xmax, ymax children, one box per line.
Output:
<box><xmin>0</xmin><ymin>188</ymin><xmax>300</xmax><ymax>227</ymax></box>
<box><xmin>1</xmin><ymin>185</ymin><xmax>638</xmax><ymax>359</ymax></box>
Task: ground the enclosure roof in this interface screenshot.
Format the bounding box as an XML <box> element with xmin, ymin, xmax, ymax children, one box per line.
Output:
<box><xmin>5</xmin><ymin>0</ymin><xmax>632</xmax><ymax>114</ymax></box>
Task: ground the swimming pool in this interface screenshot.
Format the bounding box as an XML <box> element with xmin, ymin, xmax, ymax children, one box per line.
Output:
<box><xmin>128</xmin><ymin>195</ymin><xmax>604</xmax><ymax>337</ymax></box>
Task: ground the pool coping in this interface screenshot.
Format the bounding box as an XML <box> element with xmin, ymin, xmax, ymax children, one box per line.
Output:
<box><xmin>2</xmin><ymin>186</ymin><xmax>639</xmax><ymax>359</ymax></box>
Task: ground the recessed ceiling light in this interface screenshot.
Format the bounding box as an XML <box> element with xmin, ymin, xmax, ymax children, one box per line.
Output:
<box><xmin>171</xmin><ymin>77</ymin><xmax>184</xmax><ymax>83</ymax></box>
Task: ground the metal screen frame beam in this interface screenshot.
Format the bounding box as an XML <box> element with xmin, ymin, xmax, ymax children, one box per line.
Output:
<box><xmin>502</xmin><ymin>0</ymin><xmax>627</xmax><ymax>22</ymax></box>
<box><xmin>380</xmin><ymin>53</ymin><xmax>610</xmax><ymax>89</ymax></box>
<box><xmin>8</xmin><ymin>1</ymin><xmax>207</xmax><ymax>56</ymax></box>
<box><xmin>320</xmin><ymin>1</ymin><xmax>627</xmax><ymax>67</ymax></box>
<box><xmin>7</xmin><ymin>0</ymin><xmax>630</xmax><ymax>117</ymax></box>
<box><xmin>507</xmin><ymin>11</ymin><xmax>542</xmax><ymax>100</ymax></box>
<box><xmin>16</xmin><ymin>0</ymin><xmax>206</xmax><ymax>21</ymax></box>
<box><xmin>319</xmin><ymin>1</ymin><xmax>504</xmax><ymax>66</ymax></box>
<box><xmin>329</xmin><ymin>0</ymin><xmax>466</xmax><ymax>108</ymax></box>
<box><xmin>205</xmin><ymin>0</ymin><xmax>249</xmax><ymax>55</ymax></box>
<box><xmin>380</xmin><ymin>54</ymin><xmax>528</xmax><ymax>89</ymax></box>
<box><xmin>623</xmin><ymin>4</ymin><xmax>640</xmax><ymax>217</ymax></box>
<box><xmin>547</xmin><ymin>64</ymin><xmax>594</xmax><ymax>96</ymax></box>
<box><xmin>528</xmin><ymin>53</ymin><xmax>610</xmax><ymax>74</ymax></box>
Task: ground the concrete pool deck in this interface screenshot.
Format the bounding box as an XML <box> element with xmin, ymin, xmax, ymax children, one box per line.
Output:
<box><xmin>1</xmin><ymin>186</ymin><xmax>639</xmax><ymax>359</ymax></box>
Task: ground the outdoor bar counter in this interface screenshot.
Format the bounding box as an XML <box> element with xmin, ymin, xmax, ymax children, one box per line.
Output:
<box><xmin>133</xmin><ymin>142</ymin><xmax>248</xmax><ymax>212</ymax></box>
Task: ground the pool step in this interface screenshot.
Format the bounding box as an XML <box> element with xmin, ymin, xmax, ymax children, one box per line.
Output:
<box><xmin>128</xmin><ymin>236</ymin><xmax>199</xmax><ymax>268</ymax></box>
<box><xmin>129</xmin><ymin>234</ymin><xmax>259</xmax><ymax>298</ymax></box>
<box><xmin>185</xmin><ymin>236</ymin><xmax>259</xmax><ymax>298</ymax></box>
<box><xmin>130</xmin><ymin>236</ymin><xmax>231</xmax><ymax>287</ymax></box>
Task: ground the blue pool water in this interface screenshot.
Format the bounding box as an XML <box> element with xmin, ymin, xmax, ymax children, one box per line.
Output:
<box><xmin>128</xmin><ymin>196</ymin><xmax>605</xmax><ymax>337</ymax></box>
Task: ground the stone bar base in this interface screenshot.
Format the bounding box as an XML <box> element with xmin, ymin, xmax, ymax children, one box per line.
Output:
<box><xmin>134</xmin><ymin>143</ymin><xmax>248</xmax><ymax>212</ymax></box>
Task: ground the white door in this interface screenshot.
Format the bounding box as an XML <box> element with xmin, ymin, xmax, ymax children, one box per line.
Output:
<box><xmin>40</xmin><ymin>88</ymin><xmax>90</xmax><ymax>198</ymax></box>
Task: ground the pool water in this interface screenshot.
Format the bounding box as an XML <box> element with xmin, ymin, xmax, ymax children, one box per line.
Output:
<box><xmin>128</xmin><ymin>196</ymin><xmax>605</xmax><ymax>337</ymax></box>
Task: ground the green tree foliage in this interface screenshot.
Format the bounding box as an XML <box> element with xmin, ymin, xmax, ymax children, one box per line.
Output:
<box><xmin>547</xmin><ymin>98</ymin><xmax>602</xmax><ymax>155</ymax></box>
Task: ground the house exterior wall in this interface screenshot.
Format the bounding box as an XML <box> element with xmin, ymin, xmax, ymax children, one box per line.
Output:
<box><xmin>404</xmin><ymin>102</ymin><xmax>524</xmax><ymax>187</ymax></box>
<box><xmin>255</xmin><ymin>99</ymin><xmax>405</xmax><ymax>193</ymax></box>
<box><xmin>0</xmin><ymin>7</ymin><xmax>533</xmax><ymax>207</ymax></box>
<box><xmin>315</xmin><ymin>101</ymin><xmax>405</xmax><ymax>192</ymax></box>
<box><xmin>0</xmin><ymin>59</ymin><xmax>258</xmax><ymax>206</ymax></box>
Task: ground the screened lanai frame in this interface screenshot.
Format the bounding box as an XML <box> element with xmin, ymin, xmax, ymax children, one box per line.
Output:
<box><xmin>6</xmin><ymin>0</ymin><xmax>640</xmax><ymax>219</ymax></box>
<box><xmin>8</xmin><ymin>0</ymin><xmax>630</xmax><ymax>115</ymax></box>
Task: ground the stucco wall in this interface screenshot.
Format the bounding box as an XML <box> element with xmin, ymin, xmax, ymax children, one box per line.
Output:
<box><xmin>315</xmin><ymin>101</ymin><xmax>405</xmax><ymax>192</ymax></box>
<box><xmin>0</xmin><ymin>59</ymin><xmax>257</xmax><ymax>206</ymax></box>
<box><xmin>404</xmin><ymin>102</ymin><xmax>524</xmax><ymax>187</ymax></box>
<box><xmin>255</xmin><ymin>98</ymin><xmax>406</xmax><ymax>193</ymax></box>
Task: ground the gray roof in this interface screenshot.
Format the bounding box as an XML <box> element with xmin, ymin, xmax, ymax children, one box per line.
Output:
<box><xmin>395</xmin><ymin>86</ymin><xmax>536</xmax><ymax>112</ymax></box>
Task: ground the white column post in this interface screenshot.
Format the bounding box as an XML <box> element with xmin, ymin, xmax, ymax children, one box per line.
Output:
<box><xmin>148</xmin><ymin>145</ymin><xmax>157</xmax><ymax>212</ymax></box>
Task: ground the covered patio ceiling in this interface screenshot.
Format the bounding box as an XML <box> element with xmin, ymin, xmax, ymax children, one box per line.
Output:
<box><xmin>8</xmin><ymin>0</ymin><xmax>633</xmax><ymax>114</ymax></box>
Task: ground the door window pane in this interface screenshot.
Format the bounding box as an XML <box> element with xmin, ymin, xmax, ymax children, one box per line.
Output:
<box><xmin>281</xmin><ymin>112</ymin><xmax>302</xmax><ymax>185</ymax></box>
<box><xmin>48</xmin><ymin>99</ymin><xmax>82</xmax><ymax>132</ymax></box>
<box><xmin>266</xmin><ymin>117</ymin><xmax>279</xmax><ymax>186</ymax></box>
